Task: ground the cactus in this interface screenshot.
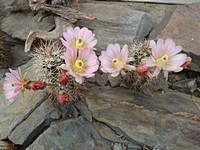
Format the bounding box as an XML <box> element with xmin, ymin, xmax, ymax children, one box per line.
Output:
<box><xmin>32</xmin><ymin>40</ymin><xmax>84</xmax><ymax>103</ymax></box>
<box><xmin>123</xmin><ymin>39</ymin><xmax>152</xmax><ymax>90</ymax></box>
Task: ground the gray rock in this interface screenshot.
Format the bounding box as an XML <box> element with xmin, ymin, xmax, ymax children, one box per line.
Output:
<box><xmin>27</xmin><ymin>117</ymin><xmax>111</xmax><ymax>150</ymax></box>
<box><xmin>79</xmin><ymin>2</ymin><xmax>153</xmax><ymax>53</ymax></box>
<box><xmin>172</xmin><ymin>78</ymin><xmax>197</xmax><ymax>94</ymax></box>
<box><xmin>0</xmin><ymin>0</ymin><xmax>14</xmax><ymax>7</ymax></box>
<box><xmin>1</xmin><ymin>11</ymin><xmax>54</xmax><ymax>40</ymax></box>
<box><xmin>59</xmin><ymin>104</ymin><xmax>79</xmax><ymax>118</ymax></box>
<box><xmin>0</xmin><ymin>61</ymin><xmax>48</xmax><ymax>140</ymax></box>
<box><xmin>96</xmin><ymin>73</ymin><xmax>109</xmax><ymax>86</ymax></box>
<box><xmin>8</xmin><ymin>99</ymin><xmax>61</xmax><ymax>145</ymax></box>
<box><xmin>74</xmin><ymin>101</ymin><xmax>93</xmax><ymax>122</ymax></box>
<box><xmin>113</xmin><ymin>143</ymin><xmax>123</xmax><ymax>150</ymax></box>
<box><xmin>85</xmin><ymin>86</ymin><xmax>200</xmax><ymax>149</ymax></box>
<box><xmin>0</xmin><ymin>69</ymin><xmax>6</xmax><ymax>80</ymax></box>
<box><xmin>94</xmin><ymin>121</ymin><xmax>124</xmax><ymax>143</ymax></box>
<box><xmin>108</xmin><ymin>75</ymin><xmax>122</xmax><ymax>87</ymax></box>
<box><xmin>140</xmin><ymin>77</ymin><xmax>169</xmax><ymax>96</ymax></box>
<box><xmin>168</xmin><ymin>73</ymin><xmax>188</xmax><ymax>83</ymax></box>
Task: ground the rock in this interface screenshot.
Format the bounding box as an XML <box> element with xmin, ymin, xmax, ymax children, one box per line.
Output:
<box><xmin>59</xmin><ymin>104</ymin><xmax>79</xmax><ymax>118</ymax></box>
<box><xmin>1</xmin><ymin>11</ymin><xmax>54</xmax><ymax>40</ymax></box>
<box><xmin>74</xmin><ymin>101</ymin><xmax>93</xmax><ymax>122</ymax></box>
<box><xmin>94</xmin><ymin>121</ymin><xmax>124</xmax><ymax>143</ymax></box>
<box><xmin>0</xmin><ymin>61</ymin><xmax>48</xmax><ymax>140</ymax></box>
<box><xmin>168</xmin><ymin>72</ymin><xmax>188</xmax><ymax>83</ymax></box>
<box><xmin>150</xmin><ymin>4</ymin><xmax>200</xmax><ymax>72</ymax></box>
<box><xmin>27</xmin><ymin>117</ymin><xmax>111</xmax><ymax>150</ymax></box>
<box><xmin>140</xmin><ymin>77</ymin><xmax>169</xmax><ymax>96</ymax></box>
<box><xmin>79</xmin><ymin>2</ymin><xmax>153</xmax><ymax>53</ymax></box>
<box><xmin>197</xmin><ymin>75</ymin><xmax>200</xmax><ymax>86</ymax></box>
<box><xmin>96</xmin><ymin>73</ymin><xmax>109</xmax><ymax>86</ymax></box>
<box><xmin>186</xmin><ymin>53</ymin><xmax>200</xmax><ymax>72</ymax></box>
<box><xmin>193</xmin><ymin>88</ymin><xmax>200</xmax><ymax>98</ymax></box>
<box><xmin>85</xmin><ymin>86</ymin><xmax>200</xmax><ymax>149</ymax></box>
<box><xmin>0</xmin><ymin>0</ymin><xmax>14</xmax><ymax>7</ymax></box>
<box><xmin>10</xmin><ymin>42</ymin><xmax>32</xmax><ymax>67</ymax></box>
<box><xmin>0</xmin><ymin>69</ymin><xmax>6</xmax><ymax>80</ymax></box>
<box><xmin>108</xmin><ymin>75</ymin><xmax>122</xmax><ymax>87</ymax></box>
<box><xmin>8</xmin><ymin>99</ymin><xmax>61</xmax><ymax>146</ymax></box>
<box><xmin>172</xmin><ymin>78</ymin><xmax>197</xmax><ymax>94</ymax></box>
<box><xmin>113</xmin><ymin>143</ymin><xmax>123</xmax><ymax>150</ymax></box>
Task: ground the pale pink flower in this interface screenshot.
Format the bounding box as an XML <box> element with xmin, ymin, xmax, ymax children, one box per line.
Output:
<box><xmin>99</xmin><ymin>44</ymin><xmax>135</xmax><ymax>77</ymax></box>
<box><xmin>60</xmin><ymin>48</ymin><xmax>99</xmax><ymax>84</ymax></box>
<box><xmin>61</xmin><ymin>27</ymin><xmax>97</xmax><ymax>50</ymax></box>
<box><xmin>145</xmin><ymin>39</ymin><xmax>187</xmax><ymax>79</ymax></box>
<box><xmin>3</xmin><ymin>68</ymin><xmax>27</xmax><ymax>102</ymax></box>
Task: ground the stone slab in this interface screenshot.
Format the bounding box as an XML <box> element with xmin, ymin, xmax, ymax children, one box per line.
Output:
<box><xmin>27</xmin><ymin>117</ymin><xmax>111</xmax><ymax>150</ymax></box>
<box><xmin>79</xmin><ymin>2</ymin><xmax>153</xmax><ymax>53</ymax></box>
<box><xmin>85</xmin><ymin>86</ymin><xmax>200</xmax><ymax>149</ymax></box>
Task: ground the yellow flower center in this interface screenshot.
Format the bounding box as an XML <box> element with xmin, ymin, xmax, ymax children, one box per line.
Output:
<box><xmin>156</xmin><ymin>55</ymin><xmax>169</xmax><ymax>67</ymax></box>
<box><xmin>112</xmin><ymin>58</ymin><xmax>118</xmax><ymax>64</ymax></box>
<box><xmin>11</xmin><ymin>84</ymin><xmax>15</xmax><ymax>87</ymax></box>
<box><xmin>75</xmin><ymin>39</ymin><xmax>84</xmax><ymax>48</ymax></box>
<box><xmin>112</xmin><ymin>58</ymin><xmax>124</xmax><ymax>69</ymax></box>
<box><xmin>72</xmin><ymin>60</ymin><xmax>84</xmax><ymax>73</ymax></box>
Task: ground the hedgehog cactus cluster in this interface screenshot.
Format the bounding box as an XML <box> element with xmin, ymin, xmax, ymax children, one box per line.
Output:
<box><xmin>3</xmin><ymin>26</ymin><xmax>192</xmax><ymax>104</ymax></box>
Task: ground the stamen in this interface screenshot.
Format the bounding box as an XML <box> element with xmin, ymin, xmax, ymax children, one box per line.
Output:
<box><xmin>161</xmin><ymin>55</ymin><xmax>168</xmax><ymax>62</ymax></box>
<box><xmin>156</xmin><ymin>55</ymin><xmax>169</xmax><ymax>67</ymax></box>
<box><xmin>112</xmin><ymin>58</ymin><xmax>118</xmax><ymax>64</ymax></box>
<box><xmin>112</xmin><ymin>58</ymin><xmax>124</xmax><ymax>69</ymax></box>
<box><xmin>75</xmin><ymin>39</ymin><xmax>84</xmax><ymax>48</ymax></box>
<box><xmin>11</xmin><ymin>84</ymin><xmax>14</xmax><ymax>87</ymax></box>
<box><xmin>73</xmin><ymin>60</ymin><xmax>84</xmax><ymax>72</ymax></box>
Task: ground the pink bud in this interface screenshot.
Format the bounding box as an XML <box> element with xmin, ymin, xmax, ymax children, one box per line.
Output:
<box><xmin>57</xmin><ymin>69</ymin><xmax>70</xmax><ymax>86</ymax></box>
<box><xmin>181</xmin><ymin>57</ymin><xmax>192</xmax><ymax>68</ymax></box>
<box><xmin>136</xmin><ymin>64</ymin><xmax>150</xmax><ymax>76</ymax></box>
<box><xmin>29</xmin><ymin>81</ymin><xmax>47</xmax><ymax>90</ymax></box>
<box><xmin>57</xmin><ymin>91</ymin><xmax>70</xmax><ymax>104</ymax></box>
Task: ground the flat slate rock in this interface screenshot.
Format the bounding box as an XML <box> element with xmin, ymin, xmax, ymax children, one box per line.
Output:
<box><xmin>1</xmin><ymin>11</ymin><xmax>54</xmax><ymax>40</ymax></box>
<box><xmin>85</xmin><ymin>86</ymin><xmax>200</xmax><ymax>150</ymax></box>
<box><xmin>27</xmin><ymin>117</ymin><xmax>111</xmax><ymax>150</ymax></box>
<box><xmin>79</xmin><ymin>2</ymin><xmax>153</xmax><ymax>53</ymax></box>
<box><xmin>8</xmin><ymin>99</ymin><xmax>61</xmax><ymax>146</ymax></box>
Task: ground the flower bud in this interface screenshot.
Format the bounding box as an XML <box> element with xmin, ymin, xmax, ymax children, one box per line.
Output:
<box><xmin>29</xmin><ymin>81</ymin><xmax>47</xmax><ymax>90</ymax></box>
<box><xmin>57</xmin><ymin>69</ymin><xmax>70</xmax><ymax>86</ymax></box>
<box><xmin>57</xmin><ymin>91</ymin><xmax>70</xmax><ymax>104</ymax></box>
<box><xmin>181</xmin><ymin>57</ymin><xmax>192</xmax><ymax>68</ymax></box>
<box><xmin>136</xmin><ymin>64</ymin><xmax>150</xmax><ymax>76</ymax></box>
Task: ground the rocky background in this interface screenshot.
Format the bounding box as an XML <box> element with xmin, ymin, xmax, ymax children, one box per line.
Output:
<box><xmin>0</xmin><ymin>0</ymin><xmax>200</xmax><ymax>150</ymax></box>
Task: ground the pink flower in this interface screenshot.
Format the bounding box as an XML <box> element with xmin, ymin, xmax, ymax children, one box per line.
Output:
<box><xmin>60</xmin><ymin>48</ymin><xmax>99</xmax><ymax>84</ymax></box>
<box><xmin>145</xmin><ymin>39</ymin><xmax>187</xmax><ymax>79</ymax></box>
<box><xmin>99</xmin><ymin>44</ymin><xmax>135</xmax><ymax>77</ymax></box>
<box><xmin>61</xmin><ymin>27</ymin><xmax>97</xmax><ymax>50</ymax></box>
<box><xmin>3</xmin><ymin>68</ymin><xmax>27</xmax><ymax>102</ymax></box>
